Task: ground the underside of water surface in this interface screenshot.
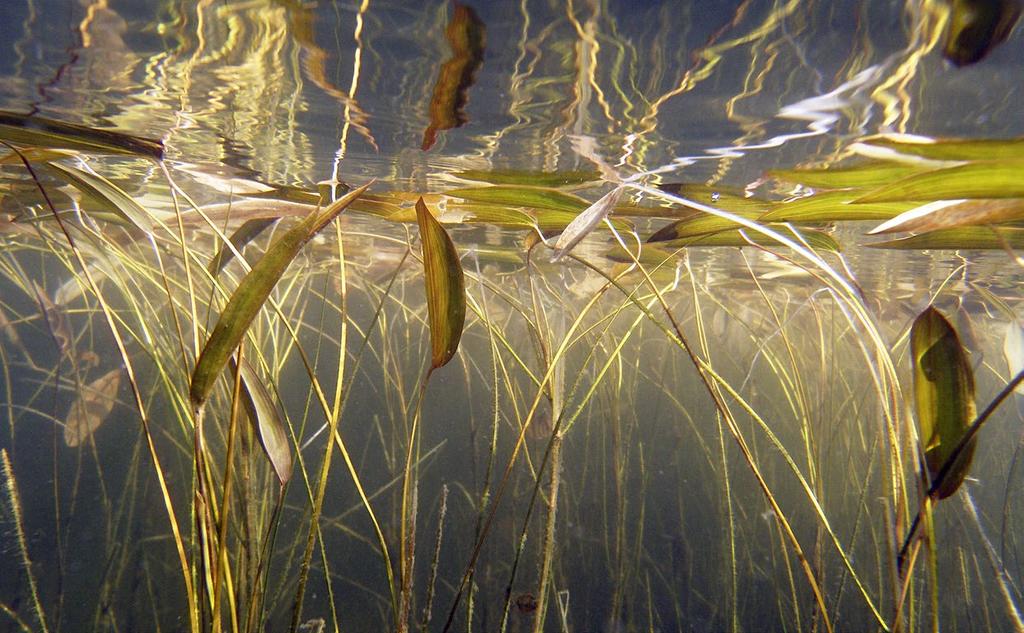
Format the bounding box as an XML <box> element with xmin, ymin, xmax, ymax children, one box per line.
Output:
<box><xmin>1</xmin><ymin>1</ymin><xmax>1023</xmax><ymax>632</ymax></box>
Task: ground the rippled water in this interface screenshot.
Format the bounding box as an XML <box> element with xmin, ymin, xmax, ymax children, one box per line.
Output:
<box><xmin>0</xmin><ymin>1</ymin><xmax>1023</xmax><ymax>632</ymax></box>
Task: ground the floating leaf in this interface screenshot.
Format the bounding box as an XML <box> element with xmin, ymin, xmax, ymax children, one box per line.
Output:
<box><xmin>190</xmin><ymin>183</ymin><xmax>371</xmax><ymax>408</ymax></box>
<box><xmin>854</xmin><ymin>134</ymin><xmax>1024</xmax><ymax>162</ymax></box>
<box><xmin>1005</xmin><ymin>320</ymin><xmax>1024</xmax><ymax>396</ymax></box>
<box><xmin>647</xmin><ymin>210</ymin><xmax>763</xmax><ymax>241</ymax></box>
<box><xmin>869</xmin><ymin>198</ymin><xmax>1024</xmax><ymax>235</ymax></box>
<box><xmin>416</xmin><ymin>197</ymin><xmax>466</xmax><ymax>369</ymax></box>
<box><xmin>943</xmin><ymin>0</ymin><xmax>1021</xmax><ymax>66</ymax></box>
<box><xmin>867</xmin><ymin>226</ymin><xmax>1024</xmax><ymax>249</ymax></box>
<box><xmin>551</xmin><ymin>186</ymin><xmax>626</xmax><ymax>261</ymax></box>
<box><xmin>0</xmin><ymin>110</ymin><xmax>163</xmax><ymax>159</ymax></box>
<box><xmin>64</xmin><ymin>368</ymin><xmax>122</xmax><ymax>447</ymax></box>
<box><xmin>208</xmin><ymin>218</ymin><xmax>279</xmax><ymax>275</ymax></box>
<box><xmin>47</xmin><ymin>161</ymin><xmax>155</xmax><ymax>234</ymax></box>
<box><xmin>767</xmin><ymin>161</ymin><xmax>929</xmax><ymax>189</ymax></box>
<box><xmin>453</xmin><ymin>169</ymin><xmax>599</xmax><ymax>187</ymax></box>
<box><xmin>652</xmin><ymin>226</ymin><xmax>840</xmax><ymax>252</ymax></box>
<box><xmin>421</xmin><ymin>2</ymin><xmax>486</xmax><ymax>150</ymax></box>
<box><xmin>234</xmin><ymin>357</ymin><xmax>292</xmax><ymax>485</ymax></box>
<box><xmin>444</xmin><ymin>185</ymin><xmax>588</xmax><ymax>213</ymax></box>
<box><xmin>759</xmin><ymin>191</ymin><xmax>917</xmax><ymax>223</ymax></box>
<box><xmin>911</xmin><ymin>307</ymin><xmax>977</xmax><ymax>499</ymax></box>
<box><xmin>854</xmin><ymin>160</ymin><xmax>1024</xmax><ymax>202</ymax></box>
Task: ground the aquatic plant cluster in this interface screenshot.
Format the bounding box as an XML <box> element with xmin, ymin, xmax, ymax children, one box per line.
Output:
<box><xmin>0</xmin><ymin>1</ymin><xmax>1022</xmax><ymax>633</ymax></box>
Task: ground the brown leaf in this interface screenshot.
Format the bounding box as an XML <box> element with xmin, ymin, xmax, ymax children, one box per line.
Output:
<box><xmin>421</xmin><ymin>2</ymin><xmax>486</xmax><ymax>150</ymax></box>
<box><xmin>416</xmin><ymin>197</ymin><xmax>466</xmax><ymax>369</ymax></box>
<box><xmin>64</xmin><ymin>368</ymin><xmax>122</xmax><ymax>447</ymax></box>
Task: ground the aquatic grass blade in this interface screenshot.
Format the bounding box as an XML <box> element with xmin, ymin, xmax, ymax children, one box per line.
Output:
<box><xmin>867</xmin><ymin>226</ymin><xmax>1024</xmax><ymax>249</ymax></box>
<box><xmin>759</xmin><ymin>191</ymin><xmax>917</xmax><ymax>223</ymax></box>
<box><xmin>911</xmin><ymin>307</ymin><xmax>977</xmax><ymax>499</ymax></box>
<box><xmin>453</xmin><ymin>169</ymin><xmax>599</xmax><ymax>187</ymax></box>
<box><xmin>445</xmin><ymin>185</ymin><xmax>588</xmax><ymax>213</ymax></box>
<box><xmin>647</xmin><ymin>210</ymin><xmax>763</xmax><ymax>241</ymax></box>
<box><xmin>853</xmin><ymin>134</ymin><xmax>1024</xmax><ymax>162</ymax></box>
<box><xmin>208</xmin><ymin>218</ymin><xmax>279</xmax><ymax>275</ymax></box>
<box><xmin>855</xmin><ymin>160</ymin><xmax>1024</xmax><ymax>203</ymax></box>
<box><xmin>46</xmin><ymin>161</ymin><xmax>156</xmax><ymax>234</ymax></box>
<box><xmin>234</xmin><ymin>357</ymin><xmax>292</xmax><ymax>485</ymax></box>
<box><xmin>0</xmin><ymin>110</ymin><xmax>163</xmax><ymax>159</ymax></box>
<box><xmin>551</xmin><ymin>185</ymin><xmax>625</xmax><ymax>261</ymax></box>
<box><xmin>190</xmin><ymin>182</ymin><xmax>371</xmax><ymax>408</ymax></box>
<box><xmin>767</xmin><ymin>161</ymin><xmax>928</xmax><ymax>189</ymax></box>
<box><xmin>651</xmin><ymin>226</ymin><xmax>841</xmax><ymax>252</ymax></box>
<box><xmin>64</xmin><ymin>367</ymin><xmax>122</xmax><ymax>447</ymax></box>
<box><xmin>416</xmin><ymin>197</ymin><xmax>466</xmax><ymax>369</ymax></box>
<box><xmin>868</xmin><ymin>198</ymin><xmax>1024</xmax><ymax>235</ymax></box>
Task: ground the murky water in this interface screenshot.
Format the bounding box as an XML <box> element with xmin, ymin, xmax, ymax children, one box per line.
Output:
<box><xmin>1</xmin><ymin>1</ymin><xmax>1023</xmax><ymax>632</ymax></box>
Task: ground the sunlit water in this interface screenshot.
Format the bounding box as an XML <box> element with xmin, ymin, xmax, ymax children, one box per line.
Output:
<box><xmin>0</xmin><ymin>1</ymin><xmax>1023</xmax><ymax>632</ymax></box>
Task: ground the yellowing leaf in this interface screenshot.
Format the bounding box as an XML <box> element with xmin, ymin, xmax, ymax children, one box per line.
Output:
<box><xmin>64</xmin><ymin>368</ymin><xmax>122</xmax><ymax>447</ymax></box>
<box><xmin>444</xmin><ymin>185</ymin><xmax>588</xmax><ymax>213</ymax></box>
<box><xmin>911</xmin><ymin>307</ymin><xmax>977</xmax><ymax>499</ymax></box>
<box><xmin>855</xmin><ymin>160</ymin><xmax>1024</xmax><ymax>203</ymax></box>
<box><xmin>767</xmin><ymin>161</ymin><xmax>929</xmax><ymax>189</ymax></box>
<box><xmin>416</xmin><ymin>197</ymin><xmax>466</xmax><ymax>369</ymax></box>
<box><xmin>866</xmin><ymin>226</ymin><xmax>1024</xmax><ymax>250</ymax></box>
<box><xmin>869</xmin><ymin>198</ymin><xmax>1024</xmax><ymax>235</ymax></box>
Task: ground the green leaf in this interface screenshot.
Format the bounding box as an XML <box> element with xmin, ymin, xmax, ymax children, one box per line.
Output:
<box><xmin>866</xmin><ymin>226</ymin><xmax>1024</xmax><ymax>249</ymax></box>
<box><xmin>208</xmin><ymin>218</ymin><xmax>279</xmax><ymax>275</ymax></box>
<box><xmin>854</xmin><ymin>160</ymin><xmax>1024</xmax><ymax>202</ymax></box>
<box><xmin>0</xmin><ymin>110</ymin><xmax>164</xmax><ymax>159</ymax></box>
<box><xmin>445</xmin><ymin>185</ymin><xmax>589</xmax><ymax>213</ymax></box>
<box><xmin>234</xmin><ymin>357</ymin><xmax>292</xmax><ymax>485</ymax></box>
<box><xmin>651</xmin><ymin>226</ymin><xmax>840</xmax><ymax>252</ymax></box>
<box><xmin>658</xmin><ymin>183</ymin><xmax>771</xmax><ymax>213</ymax></box>
<box><xmin>911</xmin><ymin>307</ymin><xmax>977</xmax><ymax>499</ymax></box>
<box><xmin>767</xmin><ymin>161</ymin><xmax>929</xmax><ymax>189</ymax></box>
<box><xmin>869</xmin><ymin>198</ymin><xmax>1024</xmax><ymax>235</ymax></box>
<box><xmin>453</xmin><ymin>169</ymin><xmax>599</xmax><ymax>187</ymax></box>
<box><xmin>760</xmin><ymin>191</ymin><xmax>918</xmax><ymax>223</ymax></box>
<box><xmin>47</xmin><ymin>161</ymin><xmax>155</xmax><ymax>234</ymax></box>
<box><xmin>190</xmin><ymin>182</ymin><xmax>371</xmax><ymax>408</ymax></box>
<box><xmin>647</xmin><ymin>211</ymin><xmax>763</xmax><ymax>241</ymax></box>
<box><xmin>855</xmin><ymin>135</ymin><xmax>1024</xmax><ymax>162</ymax></box>
<box><xmin>416</xmin><ymin>197</ymin><xmax>466</xmax><ymax>370</ymax></box>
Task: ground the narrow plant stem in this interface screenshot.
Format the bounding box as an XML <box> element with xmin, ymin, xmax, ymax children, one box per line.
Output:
<box><xmin>420</xmin><ymin>484</ymin><xmax>448</xmax><ymax>633</ymax></box>
<box><xmin>399</xmin><ymin>367</ymin><xmax>433</xmax><ymax>633</ymax></box>
<box><xmin>2</xmin><ymin>449</ymin><xmax>50</xmax><ymax>633</ymax></box>
<box><xmin>531</xmin><ymin>433</ymin><xmax>562</xmax><ymax>633</ymax></box>
<box><xmin>924</xmin><ymin>498</ymin><xmax>938</xmax><ymax>633</ymax></box>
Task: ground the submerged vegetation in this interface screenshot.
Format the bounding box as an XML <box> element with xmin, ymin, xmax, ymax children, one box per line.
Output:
<box><xmin>0</xmin><ymin>1</ymin><xmax>1023</xmax><ymax>633</ymax></box>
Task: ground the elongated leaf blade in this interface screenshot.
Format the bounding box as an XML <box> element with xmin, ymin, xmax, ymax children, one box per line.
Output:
<box><xmin>759</xmin><ymin>191</ymin><xmax>917</xmax><ymax>223</ymax></box>
<box><xmin>445</xmin><ymin>185</ymin><xmax>588</xmax><ymax>213</ymax></box>
<box><xmin>454</xmin><ymin>169</ymin><xmax>599</xmax><ymax>187</ymax></box>
<box><xmin>855</xmin><ymin>160</ymin><xmax>1024</xmax><ymax>202</ymax></box>
<box><xmin>867</xmin><ymin>226</ymin><xmax>1024</xmax><ymax>250</ymax></box>
<box><xmin>0</xmin><ymin>110</ymin><xmax>163</xmax><ymax>159</ymax></box>
<box><xmin>190</xmin><ymin>183</ymin><xmax>370</xmax><ymax>408</ymax></box>
<box><xmin>234</xmin><ymin>358</ymin><xmax>292</xmax><ymax>485</ymax></box>
<box><xmin>421</xmin><ymin>2</ymin><xmax>486</xmax><ymax>150</ymax></box>
<box><xmin>551</xmin><ymin>186</ymin><xmax>625</xmax><ymax>261</ymax></box>
<box><xmin>869</xmin><ymin>198</ymin><xmax>1024</xmax><ymax>235</ymax></box>
<box><xmin>768</xmin><ymin>161</ymin><xmax>929</xmax><ymax>189</ymax></box>
<box><xmin>911</xmin><ymin>307</ymin><xmax>977</xmax><ymax>499</ymax></box>
<box><xmin>853</xmin><ymin>134</ymin><xmax>1024</xmax><ymax>162</ymax></box>
<box><xmin>47</xmin><ymin>161</ymin><xmax>155</xmax><ymax>233</ymax></box>
<box><xmin>416</xmin><ymin>197</ymin><xmax>466</xmax><ymax>369</ymax></box>
<box><xmin>651</xmin><ymin>226</ymin><xmax>841</xmax><ymax>252</ymax></box>
<box><xmin>65</xmin><ymin>368</ymin><xmax>122</xmax><ymax>447</ymax></box>
<box><xmin>647</xmin><ymin>210</ymin><xmax>762</xmax><ymax>241</ymax></box>
<box><xmin>208</xmin><ymin>218</ymin><xmax>279</xmax><ymax>275</ymax></box>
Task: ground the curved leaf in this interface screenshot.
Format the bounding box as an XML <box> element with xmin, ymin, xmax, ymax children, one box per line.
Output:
<box><xmin>768</xmin><ymin>161</ymin><xmax>928</xmax><ymax>189</ymax></box>
<box><xmin>47</xmin><ymin>161</ymin><xmax>155</xmax><ymax>234</ymax></box>
<box><xmin>0</xmin><ymin>110</ymin><xmax>163</xmax><ymax>159</ymax></box>
<box><xmin>445</xmin><ymin>185</ymin><xmax>588</xmax><ymax>213</ymax></box>
<box><xmin>235</xmin><ymin>357</ymin><xmax>292</xmax><ymax>485</ymax></box>
<box><xmin>760</xmin><ymin>191</ymin><xmax>917</xmax><ymax>223</ymax></box>
<box><xmin>855</xmin><ymin>160</ymin><xmax>1024</xmax><ymax>203</ymax></box>
<box><xmin>65</xmin><ymin>368</ymin><xmax>122</xmax><ymax>447</ymax></box>
<box><xmin>866</xmin><ymin>226</ymin><xmax>1024</xmax><ymax>250</ymax></box>
<box><xmin>416</xmin><ymin>197</ymin><xmax>466</xmax><ymax>369</ymax></box>
<box><xmin>911</xmin><ymin>307</ymin><xmax>977</xmax><ymax>499</ymax></box>
<box><xmin>190</xmin><ymin>182</ymin><xmax>371</xmax><ymax>408</ymax></box>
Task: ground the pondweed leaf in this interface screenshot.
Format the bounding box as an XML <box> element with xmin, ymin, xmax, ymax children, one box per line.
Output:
<box><xmin>453</xmin><ymin>169</ymin><xmax>599</xmax><ymax>187</ymax></box>
<box><xmin>869</xmin><ymin>198</ymin><xmax>1024</xmax><ymax>235</ymax></box>
<box><xmin>647</xmin><ymin>210</ymin><xmax>763</xmax><ymax>241</ymax></box>
<box><xmin>47</xmin><ymin>161</ymin><xmax>155</xmax><ymax>234</ymax></box>
<box><xmin>855</xmin><ymin>160</ymin><xmax>1024</xmax><ymax>202</ymax></box>
<box><xmin>0</xmin><ymin>110</ymin><xmax>163</xmax><ymax>159</ymax></box>
<box><xmin>421</xmin><ymin>1</ymin><xmax>486</xmax><ymax>150</ymax></box>
<box><xmin>853</xmin><ymin>134</ymin><xmax>1024</xmax><ymax>162</ymax></box>
<box><xmin>760</xmin><ymin>191</ymin><xmax>917</xmax><ymax>223</ymax></box>
<box><xmin>658</xmin><ymin>183</ymin><xmax>770</xmax><ymax>213</ymax></box>
<box><xmin>234</xmin><ymin>357</ymin><xmax>292</xmax><ymax>485</ymax></box>
<box><xmin>551</xmin><ymin>185</ymin><xmax>625</xmax><ymax>261</ymax></box>
<box><xmin>208</xmin><ymin>218</ymin><xmax>279</xmax><ymax>275</ymax></box>
<box><xmin>767</xmin><ymin>161</ymin><xmax>928</xmax><ymax>189</ymax></box>
<box><xmin>416</xmin><ymin>197</ymin><xmax>466</xmax><ymax>369</ymax></box>
<box><xmin>64</xmin><ymin>367</ymin><xmax>122</xmax><ymax>447</ymax></box>
<box><xmin>943</xmin><ymin>0</ymin><xmax>1021</xmax><ymax>66</ymax></box>
<box><xmin>650</xmin><ymin>226</ymin><xmax>841</xmax><ymax>252</ymax></box>
<box><xmin>445</xmin><ymin>185</ymin><xmax>588</xmax><ymax>213</ymax></box>
<box><xmin>190</xmin><ymin>182</ymin><xmax>371</xmax><ymax>409</ymax></box>
<box><xmin>911</xmin><ymin>307</ymin><xmax>977</xmax><ymax>499</ymax></box>
<box><xmin>867</xmin><ymin>226</ymin><xmax>1024</xmax><ymax>250</ymax></box>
